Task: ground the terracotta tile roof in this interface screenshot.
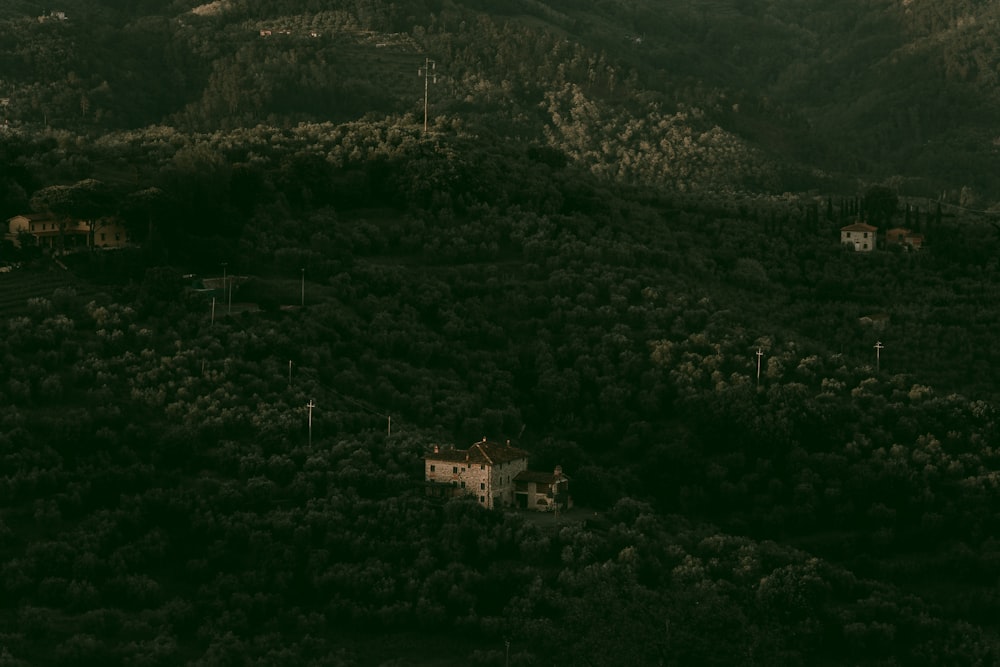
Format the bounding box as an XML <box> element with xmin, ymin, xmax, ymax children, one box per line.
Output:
<box><xmin>515</xmin><ymin>470</ymin><xmax>561</xmax><ymax>484</ymax></box>
<box><xmin>10</xmin><ymin>213</ymin><xmax>51</xmax><ymax>222</ymax></box>
<box><xmin>886</xmin><ymin>228</ymin><xmax>923</xmax><ymax>242</ymax></box>
<box><xmin>426</xmin><ymin>448</ymin><xmax>470</xmax><ymax>463</ymax></box>
<box><xmin>426</xmin><ymin>439</ymin><xmax>529</xmax><ymax>465</ymax></box>
<box><xmin>840</xmin><ymin>222</ymin><xmax>877</xmax><ymax>232</ymax></box>
<box><xmin>472</xmin><ymin>440</ymin><xmax>530</xmax><ymax>464</ymax></box>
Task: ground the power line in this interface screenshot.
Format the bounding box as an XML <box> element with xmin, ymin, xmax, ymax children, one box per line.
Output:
<box><xmin>911</xmin><ymin>196</ymin><xmax>1000</xmax><ymax>217</ymax></box>
<box><xmin>295</xmin><ymin>366</ymin><xmax>403</xmax><ymax>434</ymax></box>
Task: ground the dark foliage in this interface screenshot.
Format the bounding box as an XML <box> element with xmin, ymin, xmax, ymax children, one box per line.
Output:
<box><xmin>2</xmin><ymin>0</ymin><xmax>1000</xmax><ymax>664</ymax></box>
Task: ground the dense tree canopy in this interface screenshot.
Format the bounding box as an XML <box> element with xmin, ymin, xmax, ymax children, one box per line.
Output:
<box><xmin>2</xmin><ymin>0</ymin><xmax>1000</xmax><ymax>664</ymax></box>
<box><xmin>2</xmin><ymin>119</ymin><xmax>1000</xmax><ymax>662</ymax></box>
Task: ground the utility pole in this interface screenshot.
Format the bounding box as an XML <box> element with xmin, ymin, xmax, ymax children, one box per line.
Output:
<box><xmin>387</xmin><ymin>415</ymin><xmax>391</xmax><ymax>437</ymax></box>
<box><xmin>220</xmin><ymin>262</ymin><xmax>227</xmax><ymax>312</ymax></box>
<box><xmin>288</xmin><ymin>360</ymin><xmax>293</xmax><ymax>387</ymax></box>
<box><xmin>220</xmin><ymin>261</ymin><xmax>229</xmax><ymax>315</ymax></box>
<box><xmin>211</xmin><ymin>297</ymin><xmax>216</xmax><ymax>325</ymax></box>
<box><xmin>874</xmin><ymin>341</ymin><xmax>884</xmax><ymax>373</ymax></box>
<box><xmin>756</xmin><ymin>347</ymin><xmax>763</xmax><ymax>387</ymax></box>
<box><xmin>307</xmin><ymin>399</ymin><xmax>316</xmax><ymax>446</ymax></box>
<box><xmin>418</xmin><ymin>57</ymin><xmax>437</xmax><ymax>133</ymax></box>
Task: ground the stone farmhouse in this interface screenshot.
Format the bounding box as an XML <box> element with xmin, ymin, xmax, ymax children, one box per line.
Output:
<box><xmin>840</xmin><ymin>221</ymin><xmax>878</xmax><ymax>252</ymax></box>
<box><xmin>6</xmin><ymin>213</ymin><xmax>129</xmax><ymax>252</ymax></box>
<box><xmin>424</xmin><ymin>438</ymin><xmax>571</xmax><ymax>512</ymax></box>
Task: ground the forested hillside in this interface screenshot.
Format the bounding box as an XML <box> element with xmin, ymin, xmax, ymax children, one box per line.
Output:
<box><xmin>3</xmin><ymin>0</ymin><xmax>1000</xmax><ymax>200</ymax></box>
<box><xmin>2</xmin><ymin>119</ymin><xmax>1000</xmax><ymax>663</ymax></box>
<box><xmin>3</xmin><ymin>0</ymin><xmax>1000</xmax><ymax>664</ymax></box>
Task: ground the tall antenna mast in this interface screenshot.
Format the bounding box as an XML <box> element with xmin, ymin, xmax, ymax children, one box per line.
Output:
<box><xmin>418</xmin><ymin>58</ymin><xmax>437</xmax><ymax>133</ymax></box>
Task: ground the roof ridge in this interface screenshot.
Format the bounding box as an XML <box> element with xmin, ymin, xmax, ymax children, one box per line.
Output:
<box><xmin>474</xmin><ymin>442</ymin><xmax>493</xmax><ymax>465</ymax></box>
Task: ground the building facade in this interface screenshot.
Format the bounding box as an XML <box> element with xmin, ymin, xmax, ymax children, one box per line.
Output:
<box><xmin>840</xmin><ymin>222</ymin><xmax>878</xmax><ymax>252</ymax></box>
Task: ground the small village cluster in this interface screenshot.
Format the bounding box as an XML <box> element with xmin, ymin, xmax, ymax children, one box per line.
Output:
<box><xmin>5</xmin><ymin>214</ymin><xmax>926</xmax><ymax>258</ymax></box>
<box><xmin>840</xmin><ymin>221</ymin><xmax>924</xmax><ymax>252</ymax></box>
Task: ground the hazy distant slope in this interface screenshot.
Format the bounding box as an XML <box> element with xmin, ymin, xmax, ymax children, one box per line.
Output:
<box><xmin>1</xmin><ymin>0</ymin><xmax>999</xmax><ymax>201</ymax></box>
<box><xmin>535</xmin><ymin>0</ymin><xmax>1000</xmax><ymax>198</ymax></box>
<box><xmin>0</xmin><ymin>2</ymin><xmax>40</xmax><ymax>20</ymax></box>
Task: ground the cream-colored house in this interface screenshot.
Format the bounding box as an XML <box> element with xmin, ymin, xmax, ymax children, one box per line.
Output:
<box><xmin>840</xmin><ymin>222</ymin><xmax>878</xmax><ymax>252</ymax></box>
<box><xmin>90</xmin><ymin>218</ymin><xmax>129</xmax><ymax>248</ymax></box>
<box><xmin>424</xmin><ymin>439</ymin><xmax>570</xmax><ymax>511</ymax></box>
<box><xmin>7</xmin><ymin>214</ymin><xmax>128</xmax><ymax>251</ymax></box>
<box><xmin>7</xmin><ymin>213</ymin><xmax>63</xmax><ymax>247</ymax></box>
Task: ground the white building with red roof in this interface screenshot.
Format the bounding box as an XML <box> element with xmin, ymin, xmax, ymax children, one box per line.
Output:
<box><xmin>840</xmin><ymin>221</ymin><xmax>878</xmax><ymax>252</ymax></box>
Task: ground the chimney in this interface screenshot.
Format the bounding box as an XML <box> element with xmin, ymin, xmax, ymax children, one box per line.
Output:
<box><xmin>433</xmin><ymin>444</ymin><xmax>439</xmax><ymax>454</ymax></box>
<box><xmin>506</xmin><ymin>439</ymin><xmax>510</xmax><ymax>448</ymax></box>
<box><xmin>554</xmin><ymin>465</ymin><xmax>563</xmax><ymax>479</ymax></box>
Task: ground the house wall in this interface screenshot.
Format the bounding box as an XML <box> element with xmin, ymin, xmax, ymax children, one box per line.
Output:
<box><xmin>841</xmin><ymin>229</ymin><xmax>876</xmax><ymax>251</ymax></box>
<box><xmin>425</xmin><ymin>458</ymin><xmax>471</xmax><ymax>491</ymax></box>
<box><xmin>424</xmin><ymin>455</ymin><xmax>528</xmax><ymax>508</ymax></box>
<box><xmin>527</xmin><ymin>481</ymin><xmax>551</xmax><ymax>509</ymax></box>
<box><xmin>8</xmin><ymin>215</ymin><xmax>30</xmax><ymax>235</ymax></box>
<box><xmin>514</xmin><ymin>477</ymin><xmax>571</xmax><ymax>512</ymax></box>
<box><xmin>464</xmin><ymin>463</ymin><xmax>492</xmax><ymax>507</ymax></box>
<box><xmin>489</xmin><ymin>458</ymin><xmax>528</xmax><ymax>508</ymax></box>
<box><xmin>93</xmin><ymin>221</ymin><xmax>128</xmax><ymax>248</ymax></box>
<box><xmin>515</xmin><ymin>480</ymin><xmax>558</xmax><ymax>510</ymax></box>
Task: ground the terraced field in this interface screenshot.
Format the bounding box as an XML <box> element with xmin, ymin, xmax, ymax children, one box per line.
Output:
<box><xmin>0</xmin><ymin>263</ymin><xmax>101</xmax><ymax>317</ymax></box>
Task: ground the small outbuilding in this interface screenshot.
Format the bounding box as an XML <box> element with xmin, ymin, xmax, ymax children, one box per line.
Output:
<box><xmin>885</xmin><ymin>227</ymin><xmax>923</xmax><ymax>251</ymax></box>
<box><xmin>514</xmin><ymin>465</ymin><xmax>571</xmax><ymax>512</ymax></box>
